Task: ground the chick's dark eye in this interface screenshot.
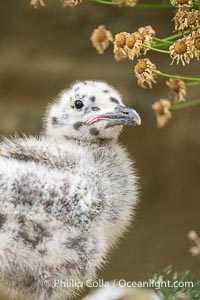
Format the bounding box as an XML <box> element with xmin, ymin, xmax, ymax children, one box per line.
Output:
<box><xmin>74</xmin><ymin>100</ymin><xmax>84</xmax><ymax>109</ymax></box>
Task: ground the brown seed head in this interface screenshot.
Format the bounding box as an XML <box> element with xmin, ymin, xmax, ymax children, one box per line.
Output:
<box><xmin>174</xmin><ymin>41</ymin><xmax>187</xmax><ymax>54</ymax></box>
<box><xmin>135</xmin><ymin>60</ymin><xmax>147</xmax><ymax>74</ymax></box>
<box><xmin>170</xmin><ymin>36</ymin><xmax>194</xmax><ymax>65</ymax></box>
<box><xmin>115</xmin><ymin>33</ymin><xmax>127</xmax><ymax>48</ymax></box>
<box><xmin>91</xmin><ymin>25</ymin><xmax>113</xmax><ymax>55</ymax></box>
<box><xmin>113</xmin><ymin>32</ymin><xmax>128</xmax><ymax>61</ymax></box>
<box><xmin>134</xmin><ymin>58</ymin><xmax>157</xmax><ymax>88</ymax></box>
<box><xmin>126</xmin><ymin>34</ymin><xmax>136</xmax><ymax>49</ymax></box>
<box><xmin>124</xmin><ymin>32</ymin><xmax>142</xmax><ymax>60</ymax></box>
<box><xmin>194</xmin><ymin>36</ymin><xmax>200</xmax><ymax>50</ymax></box>
<box><xmin>95</xmin><ymin>30</ymin><xmax>106</xmax><ymax>43</ymax></box>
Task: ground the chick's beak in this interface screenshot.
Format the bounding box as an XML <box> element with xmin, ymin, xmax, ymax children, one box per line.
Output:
<box><xmin>86</xmin><ymin>105</ymin><xmax>141</xmax><ymax>127</ymax></box>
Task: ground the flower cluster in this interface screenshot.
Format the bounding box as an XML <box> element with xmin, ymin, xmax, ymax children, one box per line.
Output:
<box><xmin>91</xmin><ymin>25</ymin><xmax>157</xmax><ymax>89</ymax></box>
<box><xmin>113</xmin><ymin>26</ymin><xmax>155</xmax><ymax>61</ymax></box>
<box><xmin>91</xmin><ymin>25</ymin><xmax>155</xmax><ymax>61</ymax></box>
<box><xmin>188</xmin><ymin>230</ymin><xmax>200</xmax><ymax>258</ymax></box>
<box><xmin>170</xmin><ymin>0</ymin><xmax>200</xmax><ymax>65</ymax></box>
<box><xmin>169</xmin><ymin>31</ymin><xmax>200</xmax><ymax>65</ymax></box>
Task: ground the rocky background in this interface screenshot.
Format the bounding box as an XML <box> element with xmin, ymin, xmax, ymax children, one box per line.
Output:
<box><xmin>0</xmin><ymin>0</ymin><xmax>199</xmax><ymax>289</ymax></box>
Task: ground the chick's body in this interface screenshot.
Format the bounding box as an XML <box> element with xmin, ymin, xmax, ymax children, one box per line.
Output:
<box><xmin>0</xmin><ymin>81</ymin><xmax>139</xmax><ymax>300</ymax></box>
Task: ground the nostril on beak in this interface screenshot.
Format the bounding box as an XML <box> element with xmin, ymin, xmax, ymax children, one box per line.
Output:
<box><xmin>118</xmin><ymin>106</ymin><xmax>132</xmax><ymax>116</ymax></box>
<box><xmin>118</xmin><ymin>106</ymin><xmax>141</xmax><ymax>125</ymax></box>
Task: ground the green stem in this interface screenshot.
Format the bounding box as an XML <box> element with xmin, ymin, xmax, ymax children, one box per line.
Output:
<box><xmin>93</xmin><ymin>0</ymin><xmax>119</xmax><ymax>5</ymax></box>
<box><xmin>186</xmin><ymin>81</ymin><xmax>200</xmax><ymax>86</ymax></box>
<box><xmin>135</xmin><ymin>3</ymin><xmax>172</xmax><ymax>8</ymax></box>
<box><xmin>151</xmin><ymin>42</ymin><xmax>172</xmax><ymax>48</ymax></box>
<box><xmin>92</xmin><ymin>0</ymin><xmax>173</xmax><ymax>7</ymax></box>
<box><xmin>160</xmin><ymin>26</ymin><xmax>200</xmax><ymax>42</ymax></box>
<box><xmin>93</xmin><ymin>0</ymin><xmax>200</xmax><ymax>9</ymax></box>
<box><xmin>154</xmin><ymin>70</ymin><xmax>200</xmax><ymax>82</ymax></box>
<box><xmin>142</xmin><ymin>44</ymin><xmax>170</xmax><ymax>54</ymax></box>
<box><xmin>153</xmin><ymin>37</ymin><xmax>173</xmax><ymax>45</ymax></box>
<box><xmin>171</xmin><ymin>99</ymin><xmax>200</xmax><ymax>111</ymax></box>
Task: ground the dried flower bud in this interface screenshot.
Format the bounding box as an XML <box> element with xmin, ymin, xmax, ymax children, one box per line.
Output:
<box><xmin>138</xmin><ymin>26</ymin><xmax>156</xmax><ymax>54</ymax></box>
<box><xmin>115</xmin><ymin>33</ymin><xmax>127</xmax><ymax>48</ymax></box>
<box><xmin>188</xmin><ymin>230</ymin><xmax>200</xmax><ymax>258</ymax></box>
<box><xmin>173</xmin><ymin>8</ymin><xmax>188</xmax><ymax>32</ymax></box>
<box><xmin>170</xmin><ymin>0</ymin><xmax>196</xmax><ymax>7</ymax></box>
<box><xmin>166</xmin><ymin>78</ymin><xmax>186</xmax><ymax>103</ymax></box>
<box><xmin>30</xmin><ymin>0</ymin><xmax>45</xmax><ymax>8</ymax></box>
<box><xmin>62</xmin><ymin>0</ymin><xmax>83</xmax><ymax>7</ymax></box>
<box><xmin>192</xmin><ymin>29</ymin><xmax>200</xmax><ymax>60</ymax></box>
<box><xmin>114</xmin><ymin>32</ymin><xmax>129</xmax><ymax>61</ymax></box>
<box><xmin>152</xmin><ymin>99</ymin><xmax>172</xmax><ymax>128</ymax></box>
<box><xmin>169</xmin><ymin>35</ymin><xmax>194</xmax><ymax>66</ymax></box>
<box><xmin>125</xmin><ymin>32</ymin><xmax>142</xmax><ymax>60</ymax></box>
<box><xmin>188</xmin><ymin>230</ymin><xmax>199</xmax><ymax>241</ymax></box>
<box><xmin>134</xmin><ymin>58</ymin><xmax>157</xmax><ymax>88</ymax></box>
<box><xmin>187</xmin><ymin>10</ymin><xmax>200</xmax><ymax>29</ymax></box>
<box><xmin>190</xmin><ymin>246</ymin><xmax>200</xmax><ymax>256</ymax></box>
<box><xmin>91</xmin><ymin>25</ymin><xmax>113</xmax><ymax>55</ymax></box>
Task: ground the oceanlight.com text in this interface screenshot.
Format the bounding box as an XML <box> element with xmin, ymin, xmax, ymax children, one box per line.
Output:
<box><xmin>42</xmin><ymin>278</ymin><xmax>194</xmax><ymax>290</ymax></box>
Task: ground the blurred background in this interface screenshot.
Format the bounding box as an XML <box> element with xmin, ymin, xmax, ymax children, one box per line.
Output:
<box><xmin>0</xmin><ymin>0</ymin><xmax>199</xmax><ymax>290</ymax></box>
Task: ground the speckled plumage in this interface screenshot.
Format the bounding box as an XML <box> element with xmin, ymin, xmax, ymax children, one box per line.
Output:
<box><xmin>0</xmin><ymin>81</ymin><xmax>139</xmax><ymax>300</ymax></box>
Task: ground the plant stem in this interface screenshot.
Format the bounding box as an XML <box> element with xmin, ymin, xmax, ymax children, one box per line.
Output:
<box><xmin>154</xmin><ymin>70</ymin><xmax>200</xmax><ymax>82</ymax></box>
<box><xmin>93</xmin><ymin>0</ymin><xmax>200</xmax><ymax>9</ymax></box>
<box><xmin>186</xmin><ymin>81</ymin><xmax>200</xmax><ymax>86</ymax></box>
<box><xmin>93</xmin><ymin>0</ymin><xmax>119</xmax><ymax>5</ymax></box>
<box><xmin>92</xmin><ymin>0</ymin><xmax>173</xmax><ymax>7</ymax></box>
<box><xmin>135</xmin><ymin>3</ymin><xmax>172</xmax><ymax>8</ymax></box>
<box><xmin>171</xmin><ymin>99</ymin><xmax>200</xmax><ymax>111</ymax></box>
<box><xmin>152</xmin><ymin>26</ymin><xmax>200</xmax><ymax>48</ymax></box>
<box><xmin>151</xmin><ymin>42</ymin><xmax>171</xmax><ymax>48</ymax></box>
<box><xmin>153</xmin><ymin>37</ymin><xmax>173</xmax><ymax>45</ymax></box>
<box><xmin>142</xmin><ymin>44</ymin><xmax>170</xmax><ymax>54</ymax></box>
<box><xmin>160</xmin><ymin>26</ymin><xmax>200</xmax><ymax>41</ymax></box>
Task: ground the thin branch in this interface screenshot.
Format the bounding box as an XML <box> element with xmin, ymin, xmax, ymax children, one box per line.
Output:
<box><xmin>171</xmin><ymin>99</ymin><xmax>200</xmax><ymax>111</ymax></box>
<box><xmin>154</xmin><ymin>70</ymin><xmax>200</xmax><ymax>82</ymax></box>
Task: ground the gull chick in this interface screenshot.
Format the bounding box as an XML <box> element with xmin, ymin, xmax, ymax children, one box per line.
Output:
<box><xmin>0</xmin><ymin>81</ymin><xmax>141</xmax><ymax>300</ymax></box>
